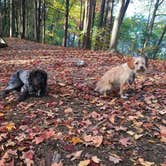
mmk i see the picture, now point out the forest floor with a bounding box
[0,38,166,166]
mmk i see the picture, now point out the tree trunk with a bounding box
[94,0,106,50]
[109,0,129,52]
[0,14,2,36]
[98,0,105,27]
[21,0,26,39]
[82,0,95,49]
[119,0,130,26]
[78,0,83,48]
[63,0,69,47]
[0,0,2,36]
[42,0,46,43]
[34,0,41,42]
[34,0,37,41]
[143,0,160,49]
[9,0,13,37]
[104,0,114,49]
[153,25,166,58]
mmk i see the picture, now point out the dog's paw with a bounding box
[120,94,128,99]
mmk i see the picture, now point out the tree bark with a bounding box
[9,0,13,37]
[98,0,106,27]
[82,0,95,49]
[109,0,129,52]
[78,0,83,48]
[21,0,26,39]
[94,0,106,50]
[63,0,69,47]
[104,0,114,49]
[34,0,37,41]
[0,0,2,36]
[119,0,130,26]
[42,0,46,43]
[109,0,124,52]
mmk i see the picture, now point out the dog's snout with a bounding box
[140,66,144,70]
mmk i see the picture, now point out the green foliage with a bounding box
[118,15,166,59]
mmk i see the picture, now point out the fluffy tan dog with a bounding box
[95,56,148,98]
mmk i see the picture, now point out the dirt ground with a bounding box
[0,38,166,166]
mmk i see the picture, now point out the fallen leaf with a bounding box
[0,112,4,117]
[91,155,101,163]
[138,158,155,166]
[83,134,103,147]
[159,125,166,137]
[64,107,73,114]
[69,137,83,145]
[34,130,55,144]
[5,123,16,131]
[119,137,132,147]
[109,154,122,164]
[134,134,143,140]
[22,150,34,166]
[78,159,90,166]
[66,150,83,161]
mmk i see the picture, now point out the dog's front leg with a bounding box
[120,83,128,99]
[17,85,29,101]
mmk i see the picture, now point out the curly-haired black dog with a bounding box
[1,69,47,101]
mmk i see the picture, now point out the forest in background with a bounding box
[0,0,165,59]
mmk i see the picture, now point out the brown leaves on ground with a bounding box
[0,38,166,165]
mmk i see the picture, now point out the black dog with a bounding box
[1,69,47,101]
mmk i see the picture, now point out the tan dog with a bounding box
[95,56,148,98]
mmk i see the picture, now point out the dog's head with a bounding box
[29,70,47,91]
[127,56,148,73]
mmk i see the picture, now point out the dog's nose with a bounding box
[140,66,145,70]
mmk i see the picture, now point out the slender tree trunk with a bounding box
[92,0,96,28]
[109,0,123,52]
[110,0,129,52]
[9,0,13,37]
[153,25,166,58]
[143,0,160,49]
[21,0,25,39]
[0,14,2,36]
[98,0,105,27]
[119,0,130,26]
[0,0,2,36]
[37,0,41,42]
[94,0,105,50]
[104,0,114,49]
[63,0,69,47]
[82,0,95,49]
[34,0,37,41]
[78,0,83,47]
[42,0,46,43]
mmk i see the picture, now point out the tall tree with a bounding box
[153,24,166,58]
[82,0,95,49]
[63,0,69,47]
[109,0,130,52]
[34,0,41,42]
[143,0,164,49]
[21,0,26,39]
[0,0,2,36]
[9,0,13,37]
[104,0,114,49]
[78,0,83,47]
[94,0,106,50]
[42,0,46,43]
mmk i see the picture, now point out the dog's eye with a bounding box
[135,62,138,65]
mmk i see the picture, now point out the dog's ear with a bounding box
[127,58,135,70]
